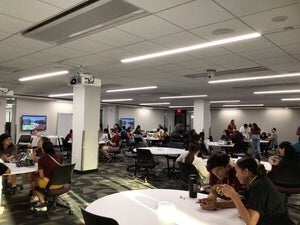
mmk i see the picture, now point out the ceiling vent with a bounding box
[21,0,149,44]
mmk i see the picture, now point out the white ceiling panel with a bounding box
[42,46,90,58]
[0,14,33,34]
[120,41,168,55]
[157,0,233,29]
[0,44,32,62]
[266,29,300,46]
[39,0,85,9]
[117,15,183,39]
[238,47,288,61]
[281,43,300,55]
[224,38,275,53]
[0,31,10,40]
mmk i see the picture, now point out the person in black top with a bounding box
[219,156,294,225]
[0,162,10,175]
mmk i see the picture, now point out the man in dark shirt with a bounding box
[199,152,245,210]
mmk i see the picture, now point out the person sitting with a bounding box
[218,156,294,225]
[198,152,245,211]
[270,128,278,151]
[194,133,210,159]
[268,141,300,169]
[292,125,300,153]
[32,141,62,210]
[0,133,18,194]
[100,129,120,162]
[239,124,249,140]
[176,142,209,182]
[64,129,72,143]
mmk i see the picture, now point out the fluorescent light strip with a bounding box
[102,98,133,102]
[169,106,193,108]
[281,98,300,101]
[19,70,69,82]
[254,89,300,94]
[121,33,261,63]
[210,100,240,103]
[223,104,264,107]
[160,95,207,99]
[106,86,157,92]
[140,102,170,106]
[49,93,73,97]
[209,72,300,84]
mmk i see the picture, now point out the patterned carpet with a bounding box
[1,155,299,225]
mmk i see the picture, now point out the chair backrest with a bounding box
[18,135,32,143]
[46,163,75,189]
[80,206,119,225]
[167,141,185,149]
[136,148,155,163]
[268,165,300,188]
[178,161,199,183]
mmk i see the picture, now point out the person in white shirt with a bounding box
[239,123,249,140]
[176,142,209,182]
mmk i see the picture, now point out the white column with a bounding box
[72,83,101,172]
[193,99,211,135]
[0,97,6,134]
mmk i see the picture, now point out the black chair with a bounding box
[268,165,300,210]
[230,141,248,158]
[178,161,201,190]
[60,136,71,161]
[135,148,158,182]
[34,163,76,218]
[80,206,119,225]
[165,141,185,179]
[17,135,33,151]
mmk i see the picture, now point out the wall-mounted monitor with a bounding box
[21,115,47,131]
[120,118,135,129]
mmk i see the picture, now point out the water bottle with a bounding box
[189,174,197,198]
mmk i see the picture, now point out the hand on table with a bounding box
[198,198,217,211]
[218,184,237,199]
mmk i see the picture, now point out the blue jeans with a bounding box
[251,134,261,155]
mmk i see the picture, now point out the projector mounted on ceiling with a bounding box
[21,0,149,44]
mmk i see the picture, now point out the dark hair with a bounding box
[185,143,199,164]
[279,141,297,158]
[0,133,11,142]
[40,137,50,143]
[206,152,230,172]
[236,156,266,177]
[272,127,276,132]
[42,141,56,156]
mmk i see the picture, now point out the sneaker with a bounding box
[34,202,48,212]
[30,195,39,203]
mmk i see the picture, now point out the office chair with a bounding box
[17,135,33,151]
[135,148,158,182]
[230,141,248,158]
[80,206,119,225]
[34,163,76,218]
[60,136,71,162]
[178,162,206,191]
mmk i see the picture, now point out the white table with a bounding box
[86,189,244,225]
[134,147,184,156]
[208,141,234,148]
[0,163,38,213]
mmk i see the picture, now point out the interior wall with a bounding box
[16,99,73,140]
[211,108,300,143]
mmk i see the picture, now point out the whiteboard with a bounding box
[56,113,73,138]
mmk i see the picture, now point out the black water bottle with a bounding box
[189,174,197,198]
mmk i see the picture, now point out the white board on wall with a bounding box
[56,113,73,138]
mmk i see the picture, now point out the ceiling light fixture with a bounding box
[140,102,170,106]
[281,98,300,101]
[223,104,264,107]
[160,95,207,99]
[169,106,193,108]
[48,93,73,97]
[209,72,300,84]
[121,32,261,63]
[210,100,240,103]
[254,89,300,94]
[102,98,133,102]
[106,86,157,92]
[19,70,69,82]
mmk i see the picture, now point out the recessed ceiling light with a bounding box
[121,32,261,63]
[19,70,69,82]
[212,28,234,35]
[140,102,170,106]
[160,95,207,99]
[48,93,73,97]
[209,72,300,84]
[223,104,264,107]
[106,86,157,92]
[102,98,133,102]
[210,100,240,103]
[281,98,300,101]
[254,89,300,94]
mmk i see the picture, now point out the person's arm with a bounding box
[220,184,260,225]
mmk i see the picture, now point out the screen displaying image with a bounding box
[120,118,135,129]
[21,115,47,131]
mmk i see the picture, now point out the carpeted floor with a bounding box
[1,155,299,225]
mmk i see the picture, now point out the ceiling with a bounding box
[0,0,300,109]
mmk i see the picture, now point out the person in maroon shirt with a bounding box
[100,128,120,162]
[32,141,62,209]
[198,152,246,210]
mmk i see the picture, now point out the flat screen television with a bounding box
[120,118,135,129]
[21,115,47,131]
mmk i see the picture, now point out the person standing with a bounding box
[250,123,261,157]
[227,119,236,132]
[239,124,249,140]
[270,128,278,151]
